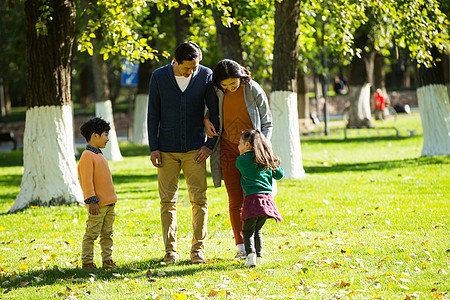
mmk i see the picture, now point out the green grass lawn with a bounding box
[0,114,448,299]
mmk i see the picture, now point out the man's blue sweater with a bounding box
[147,63,218,153]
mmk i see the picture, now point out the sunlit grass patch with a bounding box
[0,115,448,299]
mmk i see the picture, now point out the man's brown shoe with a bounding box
[102,260,118,269]
[82,263,97,270]
[162,251,180,264]
[190,252,205,264]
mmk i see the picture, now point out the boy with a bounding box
[78,117,118,270]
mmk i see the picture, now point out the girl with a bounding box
[205,59,273,260]
[235,129,283,267]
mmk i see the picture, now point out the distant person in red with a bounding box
[374,89,386,120]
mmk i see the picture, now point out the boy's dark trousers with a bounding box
[242,216,268,257]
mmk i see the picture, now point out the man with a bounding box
[147,42,218,264]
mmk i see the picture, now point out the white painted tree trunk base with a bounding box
[131,94,149,145]
[417,84,450,156]
[270,91,306,179]
[347,84,374,128]
[9,105,83,213]
[95,100,123,161]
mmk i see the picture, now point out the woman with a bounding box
[205,59,273,260]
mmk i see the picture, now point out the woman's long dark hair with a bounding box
[213,59,252,92]
[240,129,280,171]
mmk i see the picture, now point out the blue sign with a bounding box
[121,59,139,86]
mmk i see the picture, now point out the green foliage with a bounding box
[35,0,54,37]
[236,0,275,82]
[76,0,232,63]
[392,0,450,66]
[0,1,26,103]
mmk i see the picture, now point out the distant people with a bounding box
[235,129,283,267]
[374,88,386,120]
[333,76,347,95]
[78,117,118,270]
[203,59,273,261]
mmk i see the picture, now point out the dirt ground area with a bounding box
[0,90,418,146]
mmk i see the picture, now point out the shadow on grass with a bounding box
[112,174,158,185]
[305,156,449,174]
[1,258,243,291]
[302,135,417,144]
[0,174,22,186]
[0,151,23,167]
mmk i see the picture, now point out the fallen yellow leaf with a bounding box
[0,226,5,232]
[384,271,396,276]
[19,264,29,271]
[172,292,186,299]
[366,248,374,254]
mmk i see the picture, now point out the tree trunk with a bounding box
[297,69,313,131]
[444,53,450,100]
[10,0,82,213]
[174,4,191,46]
[80,65,90,109]
[1,79,12,116]
[132,13,157,145]
[374,53,389,111]
[212,7,244,64]
[270,0,305,179]
[416,47,450,156]
[91,33,123,161]
[347,28,375,128]
[92,36,110,103]
[374,53,386,91]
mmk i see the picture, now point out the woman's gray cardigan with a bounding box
[210,80,273,188]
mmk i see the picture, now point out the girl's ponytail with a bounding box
[241,129,280,171]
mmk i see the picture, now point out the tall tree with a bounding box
[416,47,450,156]
[212,3,244,64]
[0,1,26,116]
[173,2,191,46]
[347,24,376,128]
[10,0,82,212]
[82,0,123,161]
[10,0,230,212]
[270,0,305,179]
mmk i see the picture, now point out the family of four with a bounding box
[77,42,284,270]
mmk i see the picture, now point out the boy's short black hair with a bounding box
[174,41,202,64]
[80,117,111,142]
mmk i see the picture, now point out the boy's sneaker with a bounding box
[256,257,263,265]
[244,253,257,267]
[190,252,205,264]
[82,263,97,270]
[234,250,246,260]
[102,260,118,269]
[162,251,180,264]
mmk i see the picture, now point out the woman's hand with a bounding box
[204,117,218,138]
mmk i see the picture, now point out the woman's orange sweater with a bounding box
[222,85,253,144]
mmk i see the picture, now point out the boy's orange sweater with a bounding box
[78,149,117,206]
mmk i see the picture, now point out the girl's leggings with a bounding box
[242,215,268,257]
